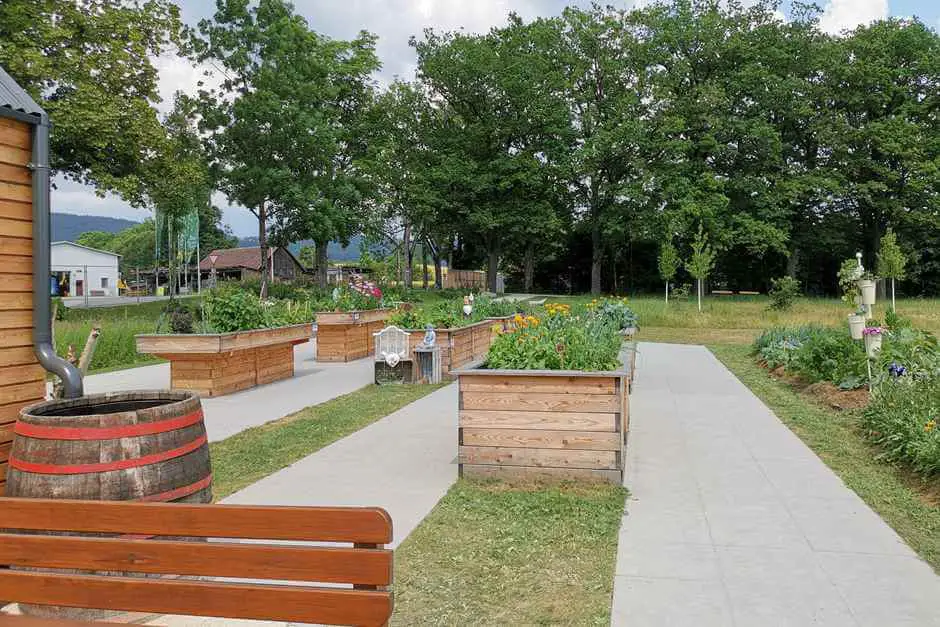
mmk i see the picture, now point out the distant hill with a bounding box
[237,235,368,262]
[52,212,140,243]
[52,212,378,262]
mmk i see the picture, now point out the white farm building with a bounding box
[50,241,121,297]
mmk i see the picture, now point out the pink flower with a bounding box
[862,326,883,336]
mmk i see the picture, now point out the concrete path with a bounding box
[81,341,374,442]
[223,383,458,547]
[612,342,940,627]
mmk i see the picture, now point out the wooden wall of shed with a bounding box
[0,118,45,495]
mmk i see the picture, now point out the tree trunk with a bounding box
[523,243,535,293]
[891,278,896,312]
[590,217,602,295]
[315,239,328,288]
[402,219,413,288]
[786,246,800,278]
[422,245,429,289]
[486,235,499,294]
[433,254,443,290]
[257,202,269,299]
[697,279,702,312]
[665,281,669,304]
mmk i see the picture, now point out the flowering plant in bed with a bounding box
[484,308,623,371]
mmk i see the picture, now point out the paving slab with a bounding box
[79,341,374,442]
[612,342,940,626]
[222,383,458,546]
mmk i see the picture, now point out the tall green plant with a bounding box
[686,225,717,313]
[658,240,680,305]
[877,228,906,311]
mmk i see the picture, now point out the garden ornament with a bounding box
[463,295,473,317]
[419,324,436,349]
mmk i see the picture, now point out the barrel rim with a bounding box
[20,390,201,420]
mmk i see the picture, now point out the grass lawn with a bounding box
[554,295,940,333]
[209,383,444,499]
[54,299,173,373]
[392,480,627,626]
[711,343,940,573]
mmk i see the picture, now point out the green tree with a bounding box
[658,239,681,304]
[196,0,378,292]
[686,225,717,313]
[0,0,182,202]
[877,227,907,311]
[75,231,116,252]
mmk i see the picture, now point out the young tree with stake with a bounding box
[686,225,717,313]
[877,227,906,311]
[658,239,680,304]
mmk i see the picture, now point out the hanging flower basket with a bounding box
[863,326,883,357]
[847,314,865,340]
[858,279,877,306]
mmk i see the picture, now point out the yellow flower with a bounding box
[925,420,936,433]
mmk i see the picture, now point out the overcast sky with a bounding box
[54,0,940,237]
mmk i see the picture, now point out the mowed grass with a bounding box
[392,480,627,626]
[209,383,444,499]
[554,295,940,333]
[711,344,940,573]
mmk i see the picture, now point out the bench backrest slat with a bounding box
[0,533,392,586]
[0,497,394,626]
[0,497,392,543]
[0,571,392,627]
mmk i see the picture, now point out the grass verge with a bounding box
[710,343,940,572]
[391,480,627,626]
[210,383,444,499]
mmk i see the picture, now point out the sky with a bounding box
[55,0,940,237]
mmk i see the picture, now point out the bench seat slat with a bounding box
[0,571,393,627]
[0,533,393,586]
[0,497,392,544]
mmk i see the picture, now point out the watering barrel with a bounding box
[6,390,212,503]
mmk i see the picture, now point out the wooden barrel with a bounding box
[6,390,212,503]
[3,390,212,619]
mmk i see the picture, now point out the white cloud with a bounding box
[818,0,888,35]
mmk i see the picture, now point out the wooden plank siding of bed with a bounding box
[457,371,627,484]
[0,119,44,495]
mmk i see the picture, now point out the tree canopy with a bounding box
[27,0,940,297]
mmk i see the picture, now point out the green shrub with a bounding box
[754,325,867,389]
[205,286,266,332]
[767,276,800,311]
[752,326,821,370]
[163,299,195,334]
[874,328,940,382]
[790,328,867,389]
[594,299,638,330]
[863,376,940,478]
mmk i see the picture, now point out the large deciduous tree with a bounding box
[0,0,182,202]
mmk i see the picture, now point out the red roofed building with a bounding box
[199,247,306,282]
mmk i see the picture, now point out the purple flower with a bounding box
[888,362,907,377]
[862,326,884,336]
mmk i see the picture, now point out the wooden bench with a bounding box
[0,497,394,626]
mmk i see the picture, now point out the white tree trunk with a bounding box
[665,281,669,304]
[697,279,702,312]
[891,278,896,311]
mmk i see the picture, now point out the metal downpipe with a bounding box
[30,114,83,398]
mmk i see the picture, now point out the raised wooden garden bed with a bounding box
[407,317,511,377]
[315,309,393,362]
[136,323,312,397]
[454,361,629,484]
